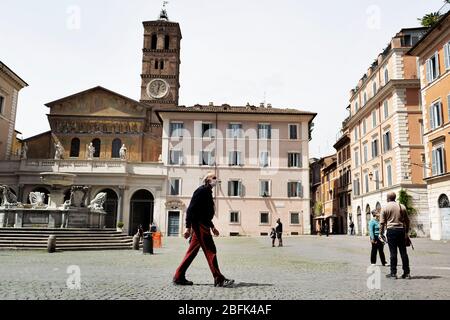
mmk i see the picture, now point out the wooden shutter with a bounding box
[444,43,450,70]
[426,59,432,83]
[435,52,440,78]
[432,149,437,176]
[447,95,450,124]
[430,105,435,129]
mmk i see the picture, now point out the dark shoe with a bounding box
[385,274,397,279]
[401,273,411,279]
[173,278,194,286]
[382,262,387,266]
[214,278,235,287]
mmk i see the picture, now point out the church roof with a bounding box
[45,86,149,108]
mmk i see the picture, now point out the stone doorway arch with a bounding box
[438,194,450,240]
[129,190,154,236]
[97,189,118,229]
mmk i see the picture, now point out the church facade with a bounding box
[0,10,316,237]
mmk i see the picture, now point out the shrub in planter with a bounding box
[117,221,124,229]
[409,230,417,238]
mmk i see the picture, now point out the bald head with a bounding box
[387,192,396,202]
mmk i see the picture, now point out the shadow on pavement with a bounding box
[233,282,274,288]
[410,276,442,280]
[192,282,273,288]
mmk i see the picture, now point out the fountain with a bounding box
[0,173,107,229]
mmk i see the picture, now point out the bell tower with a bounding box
[139,3,182,162]
[140,3,182,108]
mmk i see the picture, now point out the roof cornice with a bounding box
[0,61,28,89]
[346,79,420,128]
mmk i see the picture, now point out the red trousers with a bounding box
[174,224,224,282]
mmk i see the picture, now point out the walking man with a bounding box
[380,192,411,279]
[173,172,234,287]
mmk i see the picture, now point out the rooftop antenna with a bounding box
[159,1,169,21]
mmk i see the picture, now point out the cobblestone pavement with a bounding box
[0,235,449,300]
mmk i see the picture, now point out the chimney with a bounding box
[209,102,214,107]
[267,103,272,109]
[260,102,265,108]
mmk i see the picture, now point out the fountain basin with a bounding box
[40,173,76,187]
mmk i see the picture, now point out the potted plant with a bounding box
[117,221,124,232]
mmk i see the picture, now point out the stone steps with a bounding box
[0,228,134,251]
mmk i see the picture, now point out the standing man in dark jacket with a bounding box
[380,192,411,279]
[275,218,283,247]
[173,172,234,287]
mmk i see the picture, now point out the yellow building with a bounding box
[409,11,450,240]
[347,28,429,236]
[0,61,28,160]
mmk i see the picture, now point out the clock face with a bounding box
[146,79,170,99]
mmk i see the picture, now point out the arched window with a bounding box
[151,34,157,50]
[160,60,164,69]
[70,138,80,158]
[92,139,101,158]
[111,138,122,159]
[154,60,159,70]
[438,194,450,208]
[164,35,170,50]
[376,202,381,212]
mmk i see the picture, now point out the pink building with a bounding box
[157,104,316,237]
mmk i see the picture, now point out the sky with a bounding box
[0,0,444,158]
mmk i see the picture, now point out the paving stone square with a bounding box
[0,236,449,300]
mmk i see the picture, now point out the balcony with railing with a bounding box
[0,160,167,176]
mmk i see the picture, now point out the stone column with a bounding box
[117,186,125,224]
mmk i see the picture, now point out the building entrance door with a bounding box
[168,211,180,237]
[129,190,154,236]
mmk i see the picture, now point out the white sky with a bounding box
[0,0,443,158]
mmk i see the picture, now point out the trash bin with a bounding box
[143,231,153,254]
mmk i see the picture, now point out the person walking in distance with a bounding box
[380,192,411,279]
[275,218,283,247]
[369,211,386,266]
[173,172,235,287]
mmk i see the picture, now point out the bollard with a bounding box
[47,235,56,253]
[133,234,140,250]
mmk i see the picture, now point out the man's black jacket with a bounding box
[185,185,215,229]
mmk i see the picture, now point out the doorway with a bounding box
[129,189,154,236]
[168,211,180,237]
[98,189,118,229]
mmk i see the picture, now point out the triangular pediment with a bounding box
[46,86,149,118]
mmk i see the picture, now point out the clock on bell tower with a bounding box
[140,6,181,108]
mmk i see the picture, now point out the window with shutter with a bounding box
[430,105,435,129]
[426,59,432,83]
[447,95,450,122]
[444,43,450,70]
[434,52,440,78]
[432,149,437,176]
